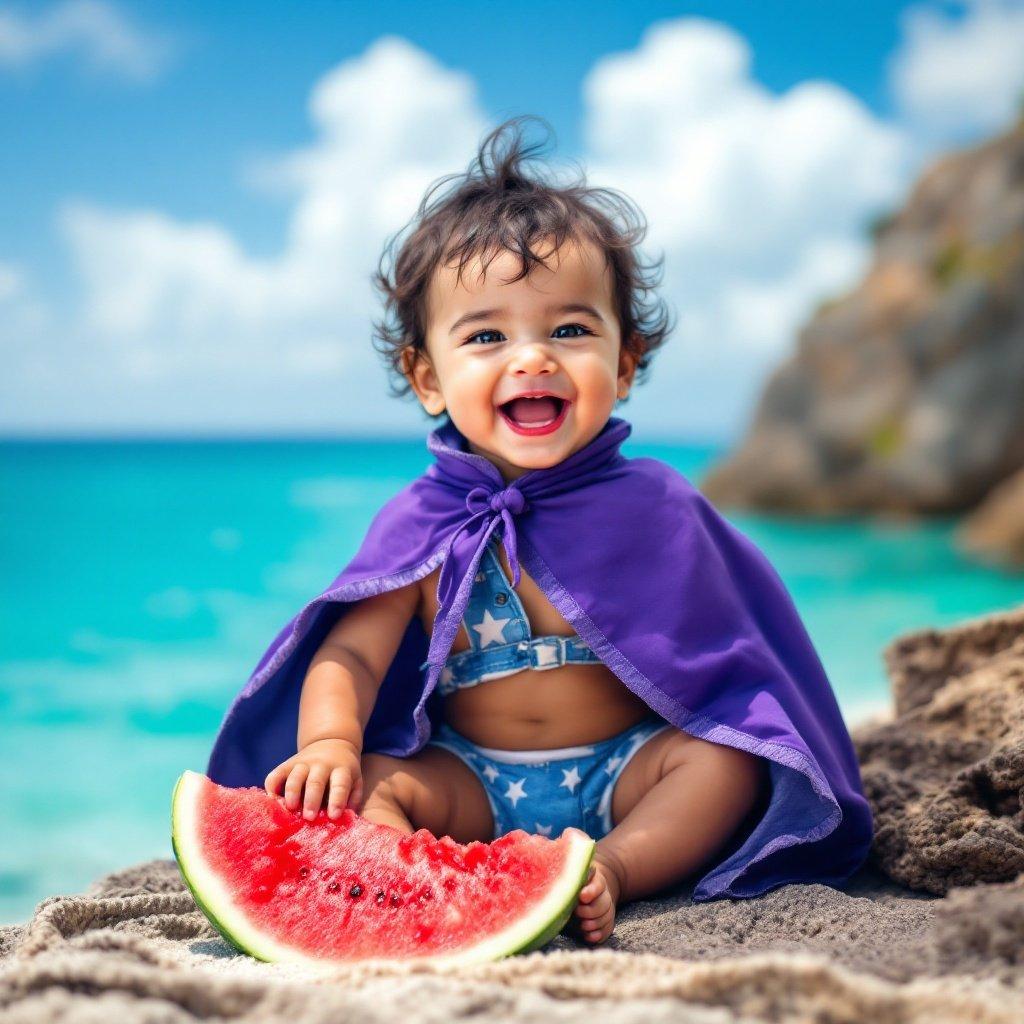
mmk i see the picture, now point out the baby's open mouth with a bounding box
[497,395,570,435]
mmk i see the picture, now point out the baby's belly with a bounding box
[441,661,654,749]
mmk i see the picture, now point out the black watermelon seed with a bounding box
[390,893,401,907]
[298,867,309,879]
[327,881,340,893]
[375,890,386,905]
[349,884,363,898]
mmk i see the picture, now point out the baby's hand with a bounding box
[264,738,363,821]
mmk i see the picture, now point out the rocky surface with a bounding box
[702,118,1024,522]
[852,604,1024,894]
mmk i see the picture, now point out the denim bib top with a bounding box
[427,540,603,695]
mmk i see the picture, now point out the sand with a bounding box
[3,605,1024,1023]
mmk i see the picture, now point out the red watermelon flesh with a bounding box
[171,771,595,966]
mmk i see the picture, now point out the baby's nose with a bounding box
[509,340,556,375]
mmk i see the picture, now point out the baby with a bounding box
[264,119,764,945]
[211,115,871,948]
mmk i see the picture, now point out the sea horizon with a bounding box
[0,427,735,446]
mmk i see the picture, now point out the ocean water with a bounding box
[2,436,1022,925]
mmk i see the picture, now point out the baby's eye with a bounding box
[552,323,593,339]
[465,330,505,346]
[464,324,593,345]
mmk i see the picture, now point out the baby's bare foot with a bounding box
[569,846,624,945]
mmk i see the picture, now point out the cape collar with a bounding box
[421,415,633,675]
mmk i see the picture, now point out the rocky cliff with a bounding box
[702,119,1024,547]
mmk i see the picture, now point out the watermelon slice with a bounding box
[171,770,595,966]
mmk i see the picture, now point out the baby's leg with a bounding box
[601,729,765,901]
[359,748,495,843]
[570,729,764,945]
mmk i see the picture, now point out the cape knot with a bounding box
[429,482,529,671]
[466,484,528,517]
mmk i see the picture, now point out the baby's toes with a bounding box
[575,887,609,920]
[578,865,609,905]
[582,907,616,943]
[578,866,600,903]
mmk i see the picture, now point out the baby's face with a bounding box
[408,236,636,480]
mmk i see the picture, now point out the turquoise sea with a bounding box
[2,436,1022,925]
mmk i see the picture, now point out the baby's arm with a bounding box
[264,582,420,820]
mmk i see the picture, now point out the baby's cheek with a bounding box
[447,373,500,429]
[443,397,492,447]
[572,371,618,431]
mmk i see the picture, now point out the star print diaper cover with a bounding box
[425,716,673,840]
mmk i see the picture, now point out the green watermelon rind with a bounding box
[171,770,596,968]
[511,838,595,955]
[170,773,268,961]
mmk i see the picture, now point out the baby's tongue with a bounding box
[505,396,560,425]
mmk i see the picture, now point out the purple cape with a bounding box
[208,416,872,901]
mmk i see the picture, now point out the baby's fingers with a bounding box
[348,774,363,812]
[264,764,288,798]
[327,767,360,819]
[302,765,329,820]
[283,762,310,812]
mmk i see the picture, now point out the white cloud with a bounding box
[0,19,943,438]
[0,0,173,80]
[582,18,909,436]
[61,34,485,343]
[890,0,1024,141]
[0,35,487,434]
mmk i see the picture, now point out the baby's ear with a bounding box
[403,346,446,416]
[616,334,640,400]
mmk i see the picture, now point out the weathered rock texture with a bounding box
[703,118,1024,521]
[4,606,1024,1022]
[853,604,1024,894]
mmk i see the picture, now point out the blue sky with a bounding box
[1,0,1022,438]
[1,1,912,281]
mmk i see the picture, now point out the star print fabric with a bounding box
[430,541,604,695]
[426,716,672,839]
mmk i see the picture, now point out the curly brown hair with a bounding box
[370,115,674,408]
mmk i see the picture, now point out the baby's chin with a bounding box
[467,429,598,479]
[465,441,548,478]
